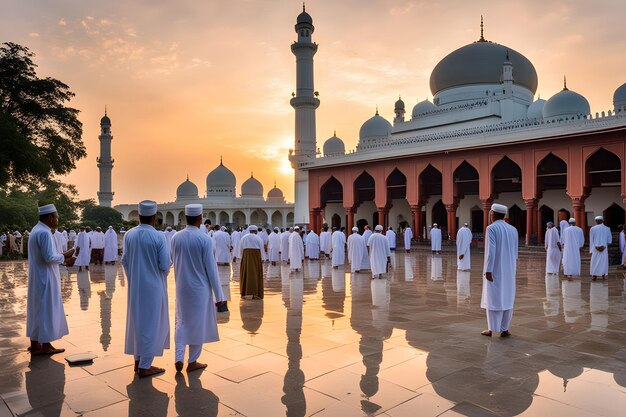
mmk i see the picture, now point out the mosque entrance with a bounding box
[508,205,526,239]
[432,200,447,237]
[331,214,341,230]
[604,203,625,231]
[539,205,555,239]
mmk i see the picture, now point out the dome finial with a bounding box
[303,2,305,12]
[251,171,254,178]
[375,105,379,116]
[479,15,485,42]
[220,155,223,165]
[186,173,189,181]
[333,129,336,136]
[104,104,107,116]
[563,75,568,91]
[274,180,277,188]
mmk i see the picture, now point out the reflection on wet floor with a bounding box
[0,250,625,416]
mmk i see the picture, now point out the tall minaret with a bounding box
[97,109,114,207]
[289,4,320,226]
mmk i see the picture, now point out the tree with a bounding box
[81,203,124,229]
[0,42,85,189]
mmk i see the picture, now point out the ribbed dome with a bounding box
[359,112,392,142]
[241,174,264,197]
[527,98,546,120]
[412,99,437,118]
[543,87,590,120]
[323,133,345,156]
[613,83,626,111]
[176,178,199,200]
[206,161,236,194]
[429,41,538,95]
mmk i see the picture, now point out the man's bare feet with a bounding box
[481,330,492,337]
[187,361,207,372]
[175,361,184,372]
[138,366,165,378]
[32,343,65,355]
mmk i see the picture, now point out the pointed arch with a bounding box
[537,153,567,191]
[320,176,343,208]
[492,156,522,194]
[354,171,375,206]
[453,160,479,198]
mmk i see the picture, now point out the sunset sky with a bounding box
[1,0,625,204]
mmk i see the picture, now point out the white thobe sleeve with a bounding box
[41,231,64,264]
[485,226,496,273]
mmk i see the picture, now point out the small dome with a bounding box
[268,186,284,199]
[527,98,546,120]
[394,97,405,110]
[241,174,264,197]
[176,178,198,200]
[323,133,345,156]
[297,10,313,24]
[359,112,392,142]
[543,86,590,120]
[100,114,111,125]
[412,99,437,118]
[206,160,236,195]
[613,83,626,111]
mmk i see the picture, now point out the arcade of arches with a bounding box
[308,135,626,246]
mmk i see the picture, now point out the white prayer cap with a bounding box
[595,216,604,221]
[184,204,202,216]
[547,221,554,226]
[375,225,383,231]
[38,204,57,215]
[463,223,468,227]
[138,200,158,216]
[108,226,113,229]
[491,203,508,214]
[274,227,279,231]
[352,227,359,232]
[248,225,258,232]
[433,223,438,227]
[294,226,300,230]
[569,218,576,223]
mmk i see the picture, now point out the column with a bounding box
[345,207,355,235]
[481,198,493,235]
[377,207,389,230]
[524,199,537,246]
[445,203,458,240]
[410,204,421,240]
[572,197,587,243]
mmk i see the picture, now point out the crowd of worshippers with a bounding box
[24,200,625,378]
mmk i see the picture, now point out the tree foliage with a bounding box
[0,42,85,189]
[81,202,124,229]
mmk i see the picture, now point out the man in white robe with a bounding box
[386,227,396,251]
[281,228,292,263]
[362,225,372,243]
[559,219,569,245]
[481,203,518,337]
[289,226,305,272]
[121,200,171,378]
[456,223,472,271]
[268,227,281,265]
[259,227,269,262]
[367,225,391,279]
[562,218,585,279]
[231,228,242,262]
[348,227,370,273]
[430,224,442,254]
[213,227,232,265]
[163,226,176,248]
[305,230,320,260]
[53,229,65,255]
[91,227,106,265]
[619,225,626,267]
[589,216,612,280]
[404,226,413,253]
[170,204,226,373]
[26,204,76,355]
[74,226,91,271]
[331,227,346,268]
[104,226,118,264]
[319,226,331,258]
[68,229,77,249]
[544,222,561,275]
[58,226,68,252]
[239,226,264,298]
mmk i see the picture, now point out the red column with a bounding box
[346,207,355,235]
[377,207,388,230]
[572,197,587,243]
[537,205,543,245]
[445,204,458,240]
[481,199,493,235]
[524,199,537,246]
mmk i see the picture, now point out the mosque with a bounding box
[290,6,626,245]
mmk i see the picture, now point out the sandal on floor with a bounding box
[481,330,492,337]
[500,330,512,338]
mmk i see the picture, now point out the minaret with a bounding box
[394,96,405,124]
[289,3,320,226]
[97,109,114,207]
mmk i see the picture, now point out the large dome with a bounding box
[429,41,538,95]
[543,87,590,120]
[412,99,437,118]
[206,160,236,195]
[176,178,199,200]
[241,174,264,197]
[323,133,345,156]
[614,83,626,111]
[359,112,392,142]
[527,98,546,120]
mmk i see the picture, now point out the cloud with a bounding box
[28,32,39,37]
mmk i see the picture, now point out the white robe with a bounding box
[259,230,269,261]
[74,231,91,266]
[121,224,171,358]
[231,231,241,258]
[456,226,472,270]
[319,231,331,254]
[305,232,320,259]
[331,231,346,267]
[544,227,561,274]
[288,232,304,270]
[281,231,291,262]
[404,228,413,250]
[481,220,518,311]
[620,231,626,264]
[430,228,442,251]
[362,229,372,244]
[562,226,584,276]
[170,226,225,346]
[59,231,68,252]
[559,220,569,244]
[347,233,370,272]
[68,230,76,243]
[91,231,105,249]
[53,231,64,255]
[268,232,281,262]
[213,230,232,264]
[104,228,118,262]
[164,230,176,248]
[589,224,612,277]
[368,233,391,276]
[26,222,68,343]
[386,229,396,250]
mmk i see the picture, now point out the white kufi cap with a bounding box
[248,225,258,232]
[491,203,508,214]
[569,218,576,223]
[138,200,158,216]
[595,216,604,221]
[184,204,202,216]
[352,227,359,232]
[374,225,383,231]
[38,204,57,215]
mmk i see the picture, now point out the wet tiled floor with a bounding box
[1,248,625,416]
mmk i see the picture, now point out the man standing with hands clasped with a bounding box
[481,203,518,338]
